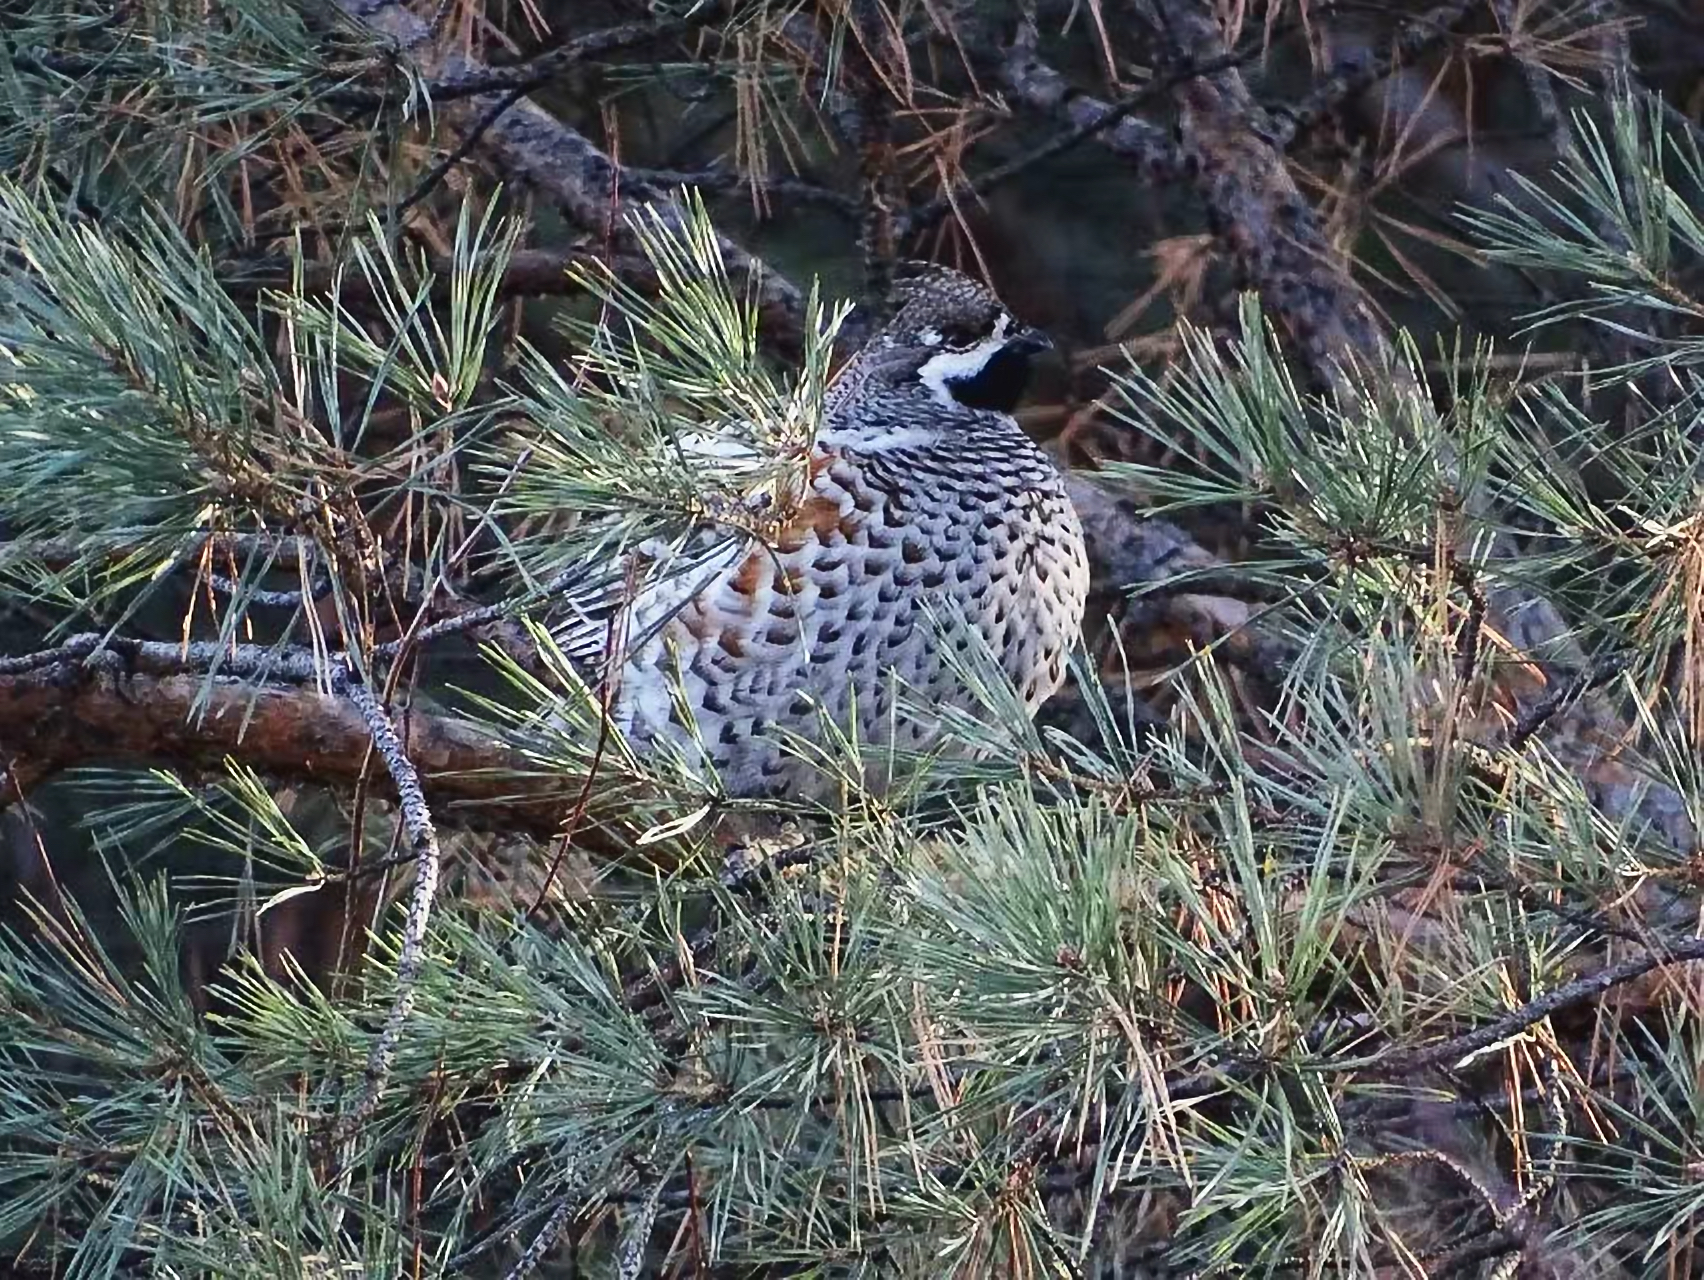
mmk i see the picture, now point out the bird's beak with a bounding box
[1003,326,1053,357]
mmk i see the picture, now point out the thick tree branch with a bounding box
[0,636,620,852]
[1141,1,1396,384]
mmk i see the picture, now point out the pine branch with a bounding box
[393,81,534,217]
[338,0,824,356]
[1093,0,1696,852]
[1503,649,1637,750]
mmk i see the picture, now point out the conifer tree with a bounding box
[4,1,1704,1275]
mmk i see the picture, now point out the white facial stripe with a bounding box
[917,314,1012,408]
[917,327,943,347]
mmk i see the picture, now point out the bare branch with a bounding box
[907,77,1185,237]
[219,246,654,302]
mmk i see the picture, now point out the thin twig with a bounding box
[1428,1222,1528,1277]
[332,13,707,106]
[1268,0,1482,150]
[1371,934,1704,1077]
[624,166,862,218]
[207,573,316,610]
[0,635,105,676]
[331,665,443,1136]
[615,1170,665,1280]
[524,560,635,921]
[219,247,648,302]
[912,48,1263,237]
[0,633,325,683]
[1504,650,1635,751]
[996,29,1185,183]
[501,1195,578,1280]
[371,562,588,659]
[393,82,531,219]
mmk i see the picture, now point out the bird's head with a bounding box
[856,265,1053,416]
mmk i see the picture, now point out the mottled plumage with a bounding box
[551,266,1089,799]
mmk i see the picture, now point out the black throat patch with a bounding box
[944,345,1035,414]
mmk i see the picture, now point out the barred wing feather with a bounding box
[546,528,749,675]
